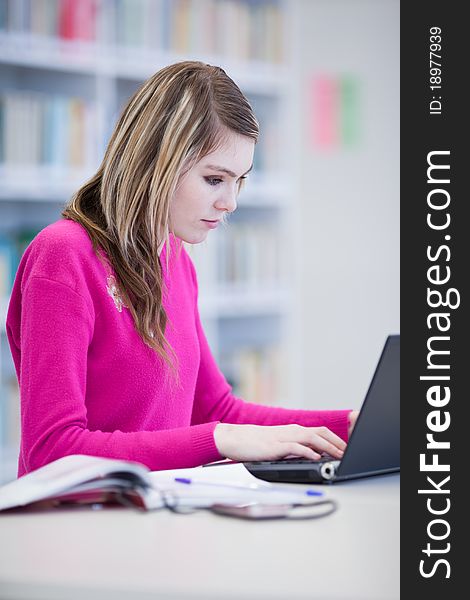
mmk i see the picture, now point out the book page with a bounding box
[0,455,151,511]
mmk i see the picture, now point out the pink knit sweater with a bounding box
[6,219,351,477]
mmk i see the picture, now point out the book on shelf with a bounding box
[221,344,283,406]
[0,234,17,297]
[0,0,97,41]
[0,0,284,64]
[0,228,41,298]
[0,377,20,452]
[185,220,283,292]
[58,0,97,42]
[111,0,284,62]
[0,91,96,170]
[0,453,322,514]
[217,223,281,287]
[0,90,276,179]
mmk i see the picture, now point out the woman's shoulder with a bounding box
[18,219,102,294]
[32,218,94,253]
[25,218,97,263]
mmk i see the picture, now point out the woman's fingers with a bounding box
[214,422,349,463]
[290,425,346,459]
[312,438,344,459]
[316,426,347,450]
[279,442,321,461]
[311,427,346,458]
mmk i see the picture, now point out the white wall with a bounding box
[291,0,399,410]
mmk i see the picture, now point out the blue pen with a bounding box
[174,477,322,497]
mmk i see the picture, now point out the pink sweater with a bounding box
[6,219,351,477]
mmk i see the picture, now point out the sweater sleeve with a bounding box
[188,275,352,444]
[13,276,222,475]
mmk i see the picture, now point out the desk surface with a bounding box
[0,473,399,600]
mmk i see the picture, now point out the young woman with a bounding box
[6,61,358,477]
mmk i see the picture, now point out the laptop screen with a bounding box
[337,335,400,477]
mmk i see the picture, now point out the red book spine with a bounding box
[58,0,97,41]
[58,0,75,40]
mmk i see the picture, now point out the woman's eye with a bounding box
[205,177,223,186]
[205,176,248,187]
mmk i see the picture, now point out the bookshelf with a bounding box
[0,0,299,479]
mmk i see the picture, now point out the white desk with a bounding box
[0,474,399,600]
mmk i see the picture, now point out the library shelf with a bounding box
[0,0,300,467]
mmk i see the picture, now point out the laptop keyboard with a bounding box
[246,455,339,466]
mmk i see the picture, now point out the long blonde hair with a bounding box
[62,61,259,375]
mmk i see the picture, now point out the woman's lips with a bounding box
[201,219,220,229]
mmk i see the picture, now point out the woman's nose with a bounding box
[214,188,238,213]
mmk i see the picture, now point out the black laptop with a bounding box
[243,335,400,484]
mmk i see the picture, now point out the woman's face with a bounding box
[169,132,255,244]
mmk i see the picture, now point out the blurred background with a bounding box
[0,0,399,481]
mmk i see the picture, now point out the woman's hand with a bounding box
[347,410,359,439]
[213,423,347,462]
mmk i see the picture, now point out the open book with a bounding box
[0,455,325,513]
